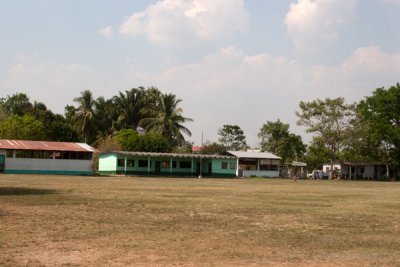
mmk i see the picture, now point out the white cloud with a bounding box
[98,26,113,38]
[3,47,399,146]
[3,55,93,112]
[118,45,400,145]
[285,0,357,51]
[380,0,400,5]
[119,0,248,45]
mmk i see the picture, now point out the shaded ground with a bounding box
[0,174,399,266]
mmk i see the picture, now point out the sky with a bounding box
[1,0,399,147]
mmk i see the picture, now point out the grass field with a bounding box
[0,174,399,266]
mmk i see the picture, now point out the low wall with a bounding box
[5,158,93,175]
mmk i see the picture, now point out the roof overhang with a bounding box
[100,151,236,160]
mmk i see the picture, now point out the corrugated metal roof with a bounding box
[292,161,307,167]
[0,139,96,152]
[227,151,281,160]
[102,151,235,159]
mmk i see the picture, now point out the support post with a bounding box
[124,155,127,175]
[191,158,194,176]
[147,156,150,174]
[170,157,172,175]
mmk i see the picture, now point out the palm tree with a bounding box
[140,93,193,146]
[72,90,96,144]
[93,96,119,145]
[113,88,146,130]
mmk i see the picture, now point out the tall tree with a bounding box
[258,119,306,163]
[0,114,45,140]
[218,125,247,151]
[304,137,330,170]
[140,93,193,146]
[357,83,400,179]
[72,90,96,144]
[0,93,33,116]
[113,88,146,130]
[296,97,355,178]
[93,96,119,144]
[200,141,227,155]
[115,129,170,152]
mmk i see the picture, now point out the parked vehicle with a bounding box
[308,170,329,179]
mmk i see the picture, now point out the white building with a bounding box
[0,139,96,175]
[226,151,281,178]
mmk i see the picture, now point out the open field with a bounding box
[0,175,399,266]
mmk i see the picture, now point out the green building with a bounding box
[99,151,237,178]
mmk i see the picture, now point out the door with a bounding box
[0,155,5,173]
[208,162,212,176]
[155,161,161,174]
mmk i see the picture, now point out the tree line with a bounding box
[203,83,400,179]
[0,87,193,152]
[1,83,399,178]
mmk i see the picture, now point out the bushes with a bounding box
[115,129,170,152]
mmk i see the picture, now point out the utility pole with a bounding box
[198,131,203,179]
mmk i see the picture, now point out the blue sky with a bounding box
[1,0,399,146]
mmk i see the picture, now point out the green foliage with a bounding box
[357,83,400,177]
[45,114,78,142]
[0,114,45,140]
[296,97,355,165]
[304,137,330,170]
[218,125,247,151]
[258,119,306,163]
[0,93,33,116]
[140,92,193,146]
[113,88,146,130]
[0,87,193,148]
[115,129,170,152]
[200,141,227,155]
[170,141,193,154]
[72,90,96,144]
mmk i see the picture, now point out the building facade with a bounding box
[226,151,281,178]
[0,139,96,175]
[99,150,281,178]
[99,151,237,178]
[322,162,386,179]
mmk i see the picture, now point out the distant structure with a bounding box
[0,139,96,175]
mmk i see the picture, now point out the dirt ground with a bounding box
[0,175,399,266]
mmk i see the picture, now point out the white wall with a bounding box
[6,158,92,172]
[322,164,341,173]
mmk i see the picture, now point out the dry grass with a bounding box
[0,174,399,266]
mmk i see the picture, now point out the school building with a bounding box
[0,139,96,175]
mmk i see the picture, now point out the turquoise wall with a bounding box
[99,153,236,178]
[98,153,118,171]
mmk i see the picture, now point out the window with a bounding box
[360,167,365,174]
[162,161,177,168]
[6,150,14,158]
[221,162,228,169]
[138,160,149,168]
[161,161,170,168]
[230,162,236,170]
[260,164,278,171]
[127,160,134,167]
[180,161,191,169]
[15,150,32,158]
[117,159,125,167]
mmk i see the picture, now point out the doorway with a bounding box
[155,161,161,174]
[0,155,5,173]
